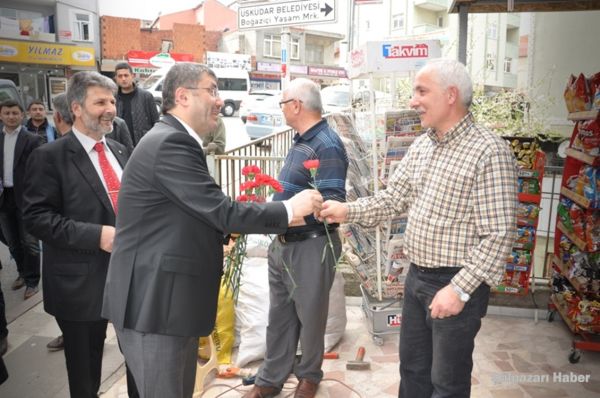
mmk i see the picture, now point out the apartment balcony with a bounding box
[505,42,519,59]
[506,13,520,29]
[412,23,444,35]
[413,0,448,12]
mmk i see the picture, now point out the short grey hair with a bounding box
[67,71,117,112]
[422,58,473,108]
[51,93,73,125]
[285,78,322,113]
[161,63,217,114]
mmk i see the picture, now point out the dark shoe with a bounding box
[242,384,281,398]
[11,277,25,290]
[24,285,39,300]
[294,379,319,398]
[0,336,7,356]
[47,335,64,352]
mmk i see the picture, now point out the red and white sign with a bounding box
[126,50,194,69]
[349,40,441,79]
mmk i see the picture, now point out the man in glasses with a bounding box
[102,63,323,398]
[245,78,348,398]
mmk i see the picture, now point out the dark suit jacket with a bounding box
[0,126,43,209]
[102,114,288,337]
[107,117,134,153]
[22,132,128,321]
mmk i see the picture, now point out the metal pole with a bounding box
[281,27,291,91]
[458,4,469,64]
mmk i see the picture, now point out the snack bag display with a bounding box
[564,73,592,113]
[572,120,600,157]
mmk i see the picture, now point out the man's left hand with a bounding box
[428,284,465,319]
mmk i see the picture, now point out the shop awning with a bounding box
[449,0,600,13]
[448,0,600,64]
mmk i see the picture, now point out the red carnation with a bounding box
[269,179,283,193]
[303,159,320,170]
[242,165,261,177]
[236,194,249,202]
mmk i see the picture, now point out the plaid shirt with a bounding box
[274,118,348,232]
[347,113,518,294]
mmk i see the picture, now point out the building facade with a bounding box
[0,0,99,109]
[100,15,207,79]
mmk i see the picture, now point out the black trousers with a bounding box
[56,318,140,398]
[0,189,40,287]
[57,318,108,398]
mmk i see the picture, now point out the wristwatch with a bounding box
[451,284,471,302]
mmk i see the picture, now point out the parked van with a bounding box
[0,79,22,106]
[140,66,250,117]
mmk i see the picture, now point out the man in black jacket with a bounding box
[114,63,159,146]
[0,100,42,300]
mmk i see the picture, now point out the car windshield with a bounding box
[140,75,162,90]
[322,90,350,107]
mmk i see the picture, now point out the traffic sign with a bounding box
[238,0,336,30]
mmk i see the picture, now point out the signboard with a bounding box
[126,50,194,69]
[238,0,336,30]
[349,40,441,79]
[206,51,251,70]
[0,39,95,67]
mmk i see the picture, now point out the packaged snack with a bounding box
[589,72,600,110]
[585,212,600,252]
[564,73,592,113]
[573,120,600,156]
[517,203,540,221]
[518,178,540,194]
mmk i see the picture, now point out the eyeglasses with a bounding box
[185,86,220,98]
[279,98,302,107]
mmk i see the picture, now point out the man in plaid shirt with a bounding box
[320,59,518,398]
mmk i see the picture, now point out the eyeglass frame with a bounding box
[279,98,302,107]
[184,86,220,98]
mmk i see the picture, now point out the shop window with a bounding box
[291,38,300,60]
[437,16,444,28]
[504,57,513,73]
[487,22,497,39]
[161,40,173,53]
[70,10,93,42]
[486,53,496,71]
[392,14,404,31]
[263,34,281,58]
[306,43,324,65]
[263,34,299,60]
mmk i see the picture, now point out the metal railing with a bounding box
[210,127,295,199]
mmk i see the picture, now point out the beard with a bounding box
[80,112,114,136]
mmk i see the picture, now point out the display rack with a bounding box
[548,107,600,363]
[493,139,546,295]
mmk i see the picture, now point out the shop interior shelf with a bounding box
[560,186,595,210]
[557,221,591,252]
[565,148,600,167]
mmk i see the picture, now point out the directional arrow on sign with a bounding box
[321,3,333,17]
[238,0,337,31]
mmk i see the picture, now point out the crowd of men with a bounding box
[0,58,517,398]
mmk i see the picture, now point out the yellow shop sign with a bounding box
[0,39,95,67]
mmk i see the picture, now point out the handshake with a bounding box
[287,189,349,226]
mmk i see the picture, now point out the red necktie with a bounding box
[94,142,121,214]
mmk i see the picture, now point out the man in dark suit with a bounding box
[22,72,135,398]
[0,100,42,300]
[102,63,322,398]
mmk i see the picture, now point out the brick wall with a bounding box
[101,16,141,60]
[205,31,222,53]
[140,30,173,52]
[102,17,208,62]
[172,23,206,62]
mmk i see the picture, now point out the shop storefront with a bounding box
[252,61,347,90]
[100,51,196,81]
[0,38,95,110]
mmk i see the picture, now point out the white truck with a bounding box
[140,66,250,117]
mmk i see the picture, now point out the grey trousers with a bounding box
[256,232,340,389]
[115,327,198,398]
